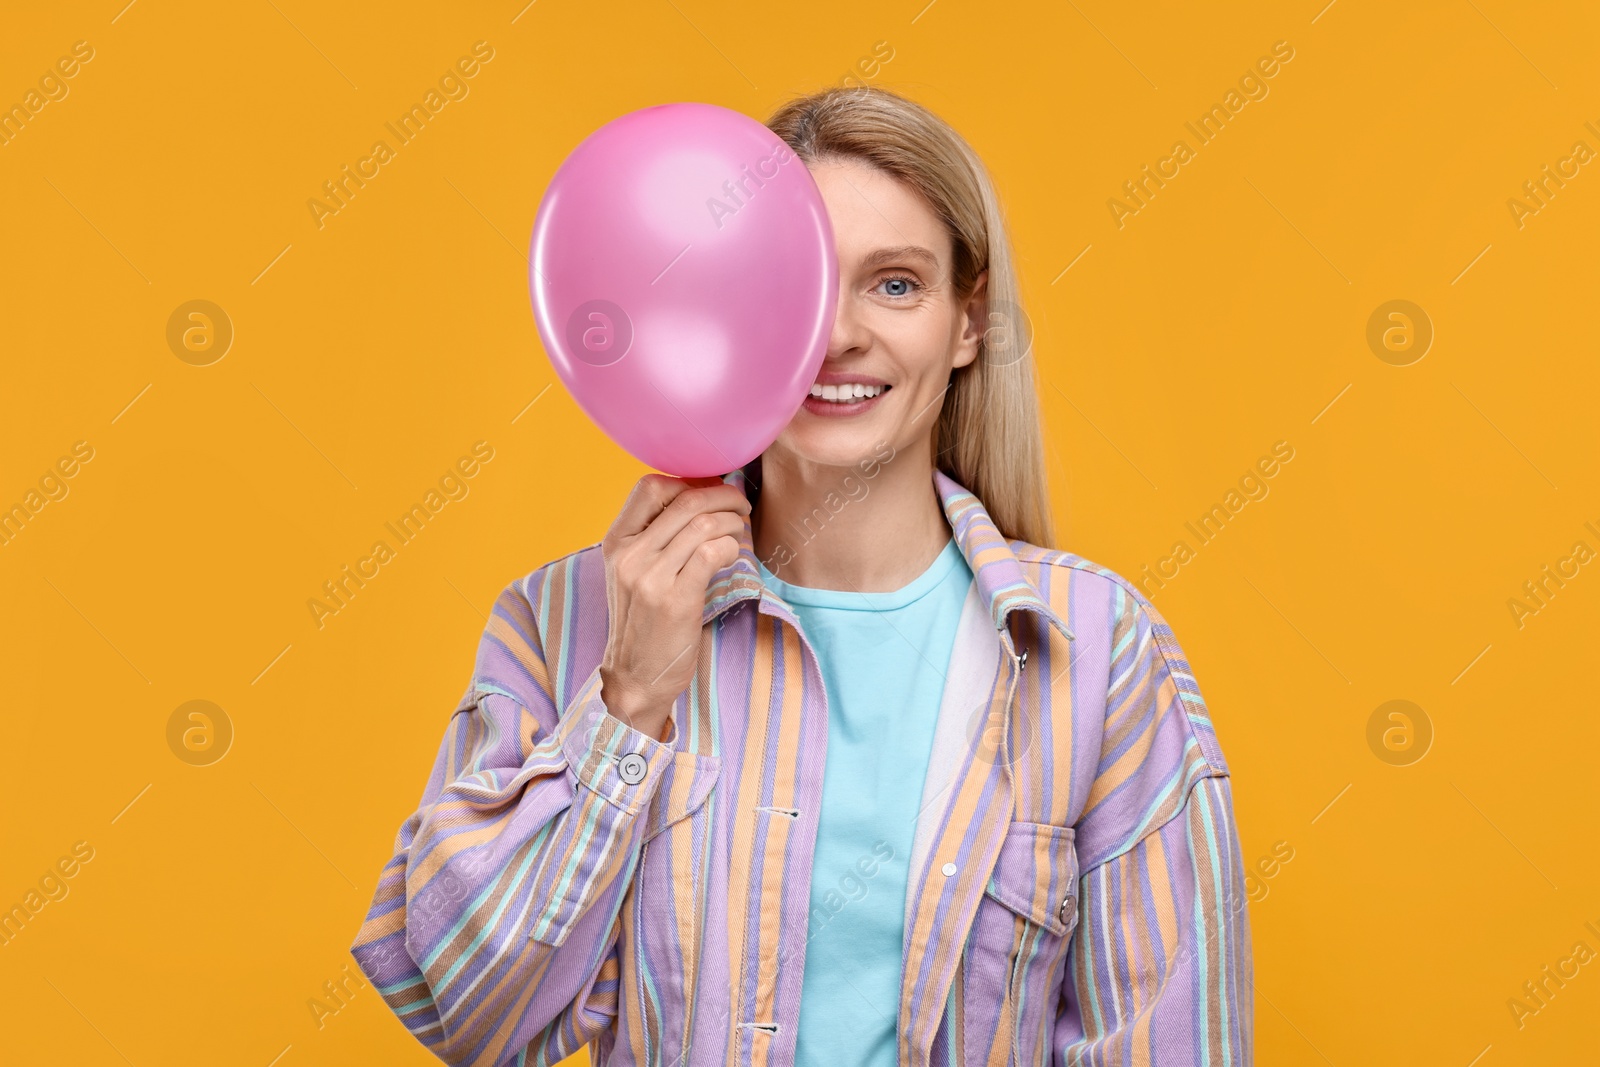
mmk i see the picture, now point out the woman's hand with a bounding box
[598,474,751,742]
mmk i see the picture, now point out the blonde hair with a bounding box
[765,86,1056,548]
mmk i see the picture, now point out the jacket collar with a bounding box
[701,465,1073,647]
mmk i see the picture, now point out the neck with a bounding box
[751,438,952,592]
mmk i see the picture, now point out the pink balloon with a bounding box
[529,103,838,477]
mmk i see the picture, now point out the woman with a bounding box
[353,86,1252,1067]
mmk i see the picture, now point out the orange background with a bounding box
[3,1,1598,1064]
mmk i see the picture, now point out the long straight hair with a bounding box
[764,86,1056,549]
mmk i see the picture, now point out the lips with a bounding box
[800,380,891,417]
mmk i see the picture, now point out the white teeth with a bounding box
[808,383,886,402]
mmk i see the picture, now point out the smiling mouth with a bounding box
[807,383,890,403]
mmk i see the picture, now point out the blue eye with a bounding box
[879,274,919,298]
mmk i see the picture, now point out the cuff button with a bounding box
[618,752,649,784]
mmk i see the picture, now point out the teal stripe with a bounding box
[425,821,552,973]
[1197,781,1233,1064]
[531,726,624,941]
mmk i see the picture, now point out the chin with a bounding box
[772,418,899,471]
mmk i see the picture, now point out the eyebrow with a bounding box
[859,245,941,271]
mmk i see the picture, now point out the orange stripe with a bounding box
[724,614,777,1067]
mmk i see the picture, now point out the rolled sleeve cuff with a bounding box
[552,666,677,817]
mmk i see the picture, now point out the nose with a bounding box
[825,285,869,363]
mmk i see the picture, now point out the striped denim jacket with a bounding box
[352,468,1253,1066]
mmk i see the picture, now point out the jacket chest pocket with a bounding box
[961,820,1080,1067]
[625,750,720,1064]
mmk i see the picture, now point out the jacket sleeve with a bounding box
[1053,592,1254,1066]
[350,574,679,1066]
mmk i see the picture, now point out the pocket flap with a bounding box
[642,750,721,843]
[983,820,1080,937]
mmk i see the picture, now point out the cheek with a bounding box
[882,310,957,383]
[896,341,960,407]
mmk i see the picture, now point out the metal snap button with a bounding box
[618,752,648,784]
[941,862,957,877]
[1059,894,1075,923]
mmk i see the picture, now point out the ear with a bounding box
[952,270,988,371]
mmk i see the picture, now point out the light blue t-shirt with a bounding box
[757,537,973,1067]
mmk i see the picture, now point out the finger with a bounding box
[608,474,699,541]
[654,508,747,578]
[634,483,751,554]
[676,534,741,591]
